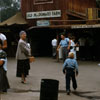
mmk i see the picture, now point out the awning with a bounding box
[0,12,27,26]
[27,23,100,30]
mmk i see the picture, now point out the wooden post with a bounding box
[86,8,98,24]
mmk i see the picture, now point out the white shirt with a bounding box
[0,33,7,42]
[70,40,76,59]
[71,40,75,47]
[51,39,57,46]
[70,40,75,52]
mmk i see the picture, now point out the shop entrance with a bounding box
[28,27,100,60]
[28,28,60,57]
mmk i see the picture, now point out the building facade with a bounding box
[21,0,96,26]
[19,0,100,60]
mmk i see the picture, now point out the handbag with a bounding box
[29,56,35,63]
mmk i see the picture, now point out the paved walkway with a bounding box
[0,57,100,100]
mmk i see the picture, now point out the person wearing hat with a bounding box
[63,52,78,95]
[16,31,31,84]
[57,33,71,62]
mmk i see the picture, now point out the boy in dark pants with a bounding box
[63,52,78,95]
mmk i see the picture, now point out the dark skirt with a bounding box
[0,67,10,92]
[16,59,30,77]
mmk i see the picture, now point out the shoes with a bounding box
[74,88,77,91]
[67,90,70,95]
[21,80,26,84]
[21,81,24,83]
[0,90,7,94]
[3,90,7,92]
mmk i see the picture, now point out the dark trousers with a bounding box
[65,68,77,91]
[52,46,57,57]
[62,47,69,62]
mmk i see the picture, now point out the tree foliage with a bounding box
[0,0,20,22]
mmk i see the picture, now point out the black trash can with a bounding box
[40,79,59,100]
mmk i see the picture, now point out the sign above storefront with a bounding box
[26,10,61,19]
[36,20,50,26]
[34,0,53,4]
[71,24,100,29]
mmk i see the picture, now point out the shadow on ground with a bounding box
[72,91,100,100]
[8,88,100,100]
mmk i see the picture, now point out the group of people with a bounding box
[58,33,79,95]
[0,30,33,93]
[51,33,78,61]
[0,31,78,95]
[52,33,79,95]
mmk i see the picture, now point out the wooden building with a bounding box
[20,0,100,59]
[21,0,96,27]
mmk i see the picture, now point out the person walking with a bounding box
[63,52,78,95]
[51,38,57,58]
[16,31,31,84]
[57,33,71,62]
[0,39,10,93]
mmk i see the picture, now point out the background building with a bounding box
[20,0,100,59]
[1,0,100,60]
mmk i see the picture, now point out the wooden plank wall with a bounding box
[66,0,96,13]
[21,0,96,16]
[21,0,96,26]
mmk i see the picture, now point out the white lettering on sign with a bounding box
[37,20,50,26]
[71,24,100,29]
[26,10,61,19]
